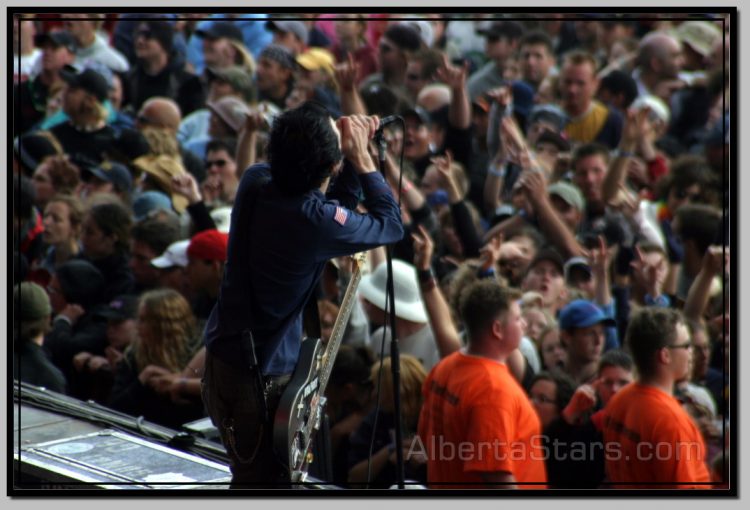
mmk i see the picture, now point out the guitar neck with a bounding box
[318,255,365,393]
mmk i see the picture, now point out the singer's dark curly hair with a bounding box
[268,101,342,195]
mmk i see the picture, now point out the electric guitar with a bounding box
[273,253,367,484]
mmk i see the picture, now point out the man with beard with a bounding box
[49,64,117,163]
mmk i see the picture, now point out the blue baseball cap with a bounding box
[132,190,173,221]
[559,299,616,331]
[82,160,133,194]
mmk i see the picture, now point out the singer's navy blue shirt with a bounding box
[204,161,403,376]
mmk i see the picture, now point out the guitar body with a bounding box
[274,336,325,483]
[273,253,367,484]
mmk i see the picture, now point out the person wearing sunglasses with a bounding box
[202,138,239,206]
[359,23,422,101]
[125,20,204,117]
[602,307,711,488]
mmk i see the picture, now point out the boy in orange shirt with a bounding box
[417,280,547,489]
[602,307,712,488]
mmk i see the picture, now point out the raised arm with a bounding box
[412,225,462,357]
[683,246,727,321]
[601,108,649,205]
[335,52,367,116]
[436,54,471,130]
[235,109,266,175]
[520,170,586,258]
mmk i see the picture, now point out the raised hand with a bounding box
[171,172,202,205]
[563,381,599,424]
[430,150,461,202]
[630,245,665,298]
[703,245,729,276]
[241,108,266,134]
[411,224,434,271]
[518,169,547,206]
[200,174,223,204]
[486,85,513,109]
[588,235,610,278]
[435,53,469,90]
[500,115,529,166]
[479,233,503,273]
[334,52,360,92]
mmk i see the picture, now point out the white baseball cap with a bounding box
[151,239,190,269]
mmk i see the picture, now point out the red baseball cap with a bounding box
[187,229,228,262]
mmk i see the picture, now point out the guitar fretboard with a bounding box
[318,253,366,393]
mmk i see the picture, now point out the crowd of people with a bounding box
[13,12,730,489]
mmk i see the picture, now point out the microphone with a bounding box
[375,115,401,133]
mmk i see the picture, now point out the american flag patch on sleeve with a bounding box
[333,206,349,226]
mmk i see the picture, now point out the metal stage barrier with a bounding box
[13,381,339,490]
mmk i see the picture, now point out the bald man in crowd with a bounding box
[632,31,686,103]
[136,97,206,182]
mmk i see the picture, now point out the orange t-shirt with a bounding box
[602,383,712,489]
[417,351,547,489]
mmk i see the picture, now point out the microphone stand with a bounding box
[375,129,405,490]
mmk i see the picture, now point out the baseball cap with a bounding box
[59,65,108,103]
[14,133,60,171]
[82,160,133,194]
[151,239,190,269]
[529,104,569,132]
[34,30,77,53]
[563,256,592,283]
[15,282,52,321]
[527,246,565,275]
[382,23,422,52]
[400,20,434,48]
[674,20,722,57]
[205,66,255,102]
[132,190,173,221]
[259,44,297,70]
[96,295,139,321]
[401,105,433,126]
[548,181,585,211]
[207,96,251,134]
[476,20,524,41]
[296,47,336,73]
[266,19,308,43]
[195,21,243,43]
[536,129,571,153]
[511,80,534,119]
[56,260,106,309]
[631,95,670,124]
[136,20,174,54]
[187,229,229,262]
[558,299,616,331]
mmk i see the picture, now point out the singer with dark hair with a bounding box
[201,101,404,488]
